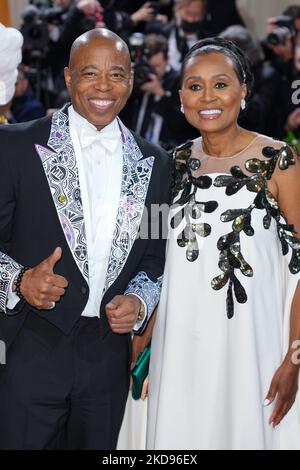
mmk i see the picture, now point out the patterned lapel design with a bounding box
[103,121,155,295]
[35,108,89,282]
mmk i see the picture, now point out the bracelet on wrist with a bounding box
[137,301,146,322]
[15,266,31,301]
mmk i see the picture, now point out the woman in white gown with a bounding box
[147,38,300,450]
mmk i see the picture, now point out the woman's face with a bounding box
[180,52,247,134]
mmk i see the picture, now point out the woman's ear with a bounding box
[179,90,184,113]
[241,83,247,101]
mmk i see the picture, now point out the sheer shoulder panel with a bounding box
[190,134,285,177]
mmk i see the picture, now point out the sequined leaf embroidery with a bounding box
[171,141,218,262]
[213,144,300,318]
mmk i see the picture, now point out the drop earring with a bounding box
[241,99,246,110]
[180,104,184,114]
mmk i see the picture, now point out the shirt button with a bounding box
[81,286,88,295]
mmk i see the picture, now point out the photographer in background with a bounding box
[20,0,102,107]
[205,0,244,35]
[284,43,300,151]
[220,25,282,138]
[121,33,197,150]
[105,1,169,41]
[145,0,213,72]
[282,5,300,45]
[260,11,299,138]
[47,0,103,84]
[11,67,45,123]
[262,13,296,81]
[20,1,167,108]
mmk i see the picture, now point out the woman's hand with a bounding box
[265,359,299,427]
[141,377,149,401]
[131,333,150,371]
[129,308,157,395]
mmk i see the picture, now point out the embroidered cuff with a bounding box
[0,253,23,314]
[124,271,163,333]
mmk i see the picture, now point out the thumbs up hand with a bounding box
[18,247,68,310]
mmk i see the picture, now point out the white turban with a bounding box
[0,23,23,106]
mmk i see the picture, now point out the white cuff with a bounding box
[7,270,21,310]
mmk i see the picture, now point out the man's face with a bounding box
[64,36,133,130]
[148,52,168,80]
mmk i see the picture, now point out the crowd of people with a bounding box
[0,0,300,451]
[1,0,300,149]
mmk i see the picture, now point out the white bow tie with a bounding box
[80,125,118,152]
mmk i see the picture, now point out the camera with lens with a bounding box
[21,3,64,55]
[20,1,65,105]
[134,56,155,89]
[128,33,154,90]
[266,15,296,46]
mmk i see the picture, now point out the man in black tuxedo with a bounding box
[0,28,170,450]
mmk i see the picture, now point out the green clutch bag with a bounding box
[131,343,151,400]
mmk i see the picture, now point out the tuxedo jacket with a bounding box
[0,105,171,349]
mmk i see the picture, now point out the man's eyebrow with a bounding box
[79,65,99,73]
[109,65,127,73]
[79,65,127,73]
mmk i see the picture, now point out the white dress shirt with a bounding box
[68,106,122,317]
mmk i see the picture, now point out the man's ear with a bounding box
[128,69,134,97]
[64,67,71,91]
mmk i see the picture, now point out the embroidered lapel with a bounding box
[103,121,155,295]
[35,108,89,282]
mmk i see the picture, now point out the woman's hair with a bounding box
[219,25,264,66]
[180,37,254,102]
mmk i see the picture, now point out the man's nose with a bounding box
[94,75,112,91]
